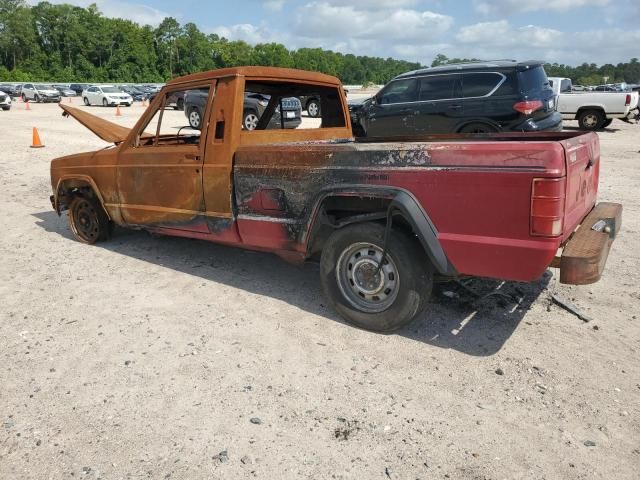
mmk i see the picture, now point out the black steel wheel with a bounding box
[67,195,112,245]
[320,222,432,332]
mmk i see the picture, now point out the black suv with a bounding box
[350,60,561,137]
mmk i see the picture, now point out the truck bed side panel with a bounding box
[233,134,583,281]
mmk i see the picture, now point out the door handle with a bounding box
[184,153,200,161]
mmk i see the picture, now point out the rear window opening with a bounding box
[242,81,346,131]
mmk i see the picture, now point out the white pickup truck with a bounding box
[548,77,639,130]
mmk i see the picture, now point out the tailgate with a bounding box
[561,132,599,241]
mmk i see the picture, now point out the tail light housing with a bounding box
[531,177,565,237]
[513,100,544,115]
[625,94,631,106]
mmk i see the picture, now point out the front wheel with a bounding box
[83,97,90,106]
[67,195,112,245]
[320,222,432,332]
[34,94,40,103]
[102,98,108,107]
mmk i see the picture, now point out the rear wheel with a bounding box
[307,99,320,118]
[188,108,202,129]
[67,195,112,245]
[243,110,259,130]
[320,222,432,332]
[459,122,498,134]
[577,109,604,130]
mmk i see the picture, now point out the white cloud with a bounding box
[212,23,287,45]
[292,2,453,45]
[456,20,563,48]
[473,0,609,15]
[26,0,170,25]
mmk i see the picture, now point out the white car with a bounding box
[82,85,133,107]
[21,83,62,103]
[548,77,639,130]
[0,91,11,111]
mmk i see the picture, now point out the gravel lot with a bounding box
[1,99,639,479]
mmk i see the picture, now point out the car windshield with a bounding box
[102,87,121,93]
[39,85,55,90]
[518,66,550,93]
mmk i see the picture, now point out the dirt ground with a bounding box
[1,98,638,480]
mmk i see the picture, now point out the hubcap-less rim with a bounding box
[244,113,259,130]
[189,111,201,128]
[336,242,400,313]
[583,114,598,128]
[71,199,100,242]
[308,102,319,117]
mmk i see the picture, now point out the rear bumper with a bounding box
[513,111,563,132]
[559,202,622,285]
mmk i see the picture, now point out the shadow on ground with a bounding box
[34,210,551,356]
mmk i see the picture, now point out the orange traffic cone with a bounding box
[25,101,31,111]
[30,127,44,148]
[115,105,122,117]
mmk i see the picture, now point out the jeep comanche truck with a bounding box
[50,67,622,332]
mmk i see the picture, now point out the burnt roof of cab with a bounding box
[168,66,341,86]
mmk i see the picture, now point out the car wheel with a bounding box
[2,107,10,111]
[458,122,498,134]
[83,97,90,106]
[243,110,259,130]
[188,108,202,129]
[34,94,40,103]
[67,195,112,245]
[320,222,432,332]
[102,98,108,107]
[307,99,320,118]
[22,94,27,102]
[601,118,613,128]
[577,109,604,130]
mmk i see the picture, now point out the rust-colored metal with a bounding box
[560,202,622,284]
[60,104,134,143]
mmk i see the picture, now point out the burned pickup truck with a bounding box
[50,67,621,332]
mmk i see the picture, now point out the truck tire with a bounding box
[602,118,613,128]
[243,110,260,130]
[306,99,320,118]
[577,109,604,130]
[320,222,432,332]
[67,195,112,244]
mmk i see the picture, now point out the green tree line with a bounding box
[1,1,639,86]
[0,0,420,84]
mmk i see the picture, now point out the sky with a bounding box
[32,0,640,66]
